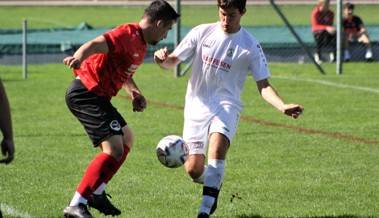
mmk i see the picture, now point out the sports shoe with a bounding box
[329,52,336,63]
[314,53,323,64]
[197,212,210,218]
[88,191,121,216]
[63,203,93,218]
[365,50,373,62]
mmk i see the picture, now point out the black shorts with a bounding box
[65,79,127,147]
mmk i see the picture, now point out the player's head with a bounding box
[217,0,246,34]
[318,0,330,11]
[143,0,180,26]
[344,3,355,16]
[142,0,181,45]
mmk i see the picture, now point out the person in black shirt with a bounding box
[342,3,373,62]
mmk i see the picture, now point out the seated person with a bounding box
[311,0,336,64]
[342,3,373,62]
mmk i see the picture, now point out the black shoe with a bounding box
[197,212,210,218]
[63,203,93,218]
[366,58,374,62]
[88,191,121,216]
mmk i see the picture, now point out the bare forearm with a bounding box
[157,56,179,70]
[154,47,181,70]
[63,35,108,69]
[123,78,141,96]
[0,84,13,140]
[261,86,286,112]
[74,38,107,62]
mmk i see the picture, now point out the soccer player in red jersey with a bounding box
[62,1,180,217]
[311,0,336,64]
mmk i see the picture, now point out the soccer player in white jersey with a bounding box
[154,0,304,217]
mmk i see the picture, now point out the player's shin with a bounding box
[199,159,225,214]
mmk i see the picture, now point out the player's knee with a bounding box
[186,164,206,180]
[187,168,203,179]
[122,125,135,148]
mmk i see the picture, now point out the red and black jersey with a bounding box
[343,16,363,34]
[311,6,334,32]
[74,23,147,98]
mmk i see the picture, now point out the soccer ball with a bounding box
[156,135,189,168]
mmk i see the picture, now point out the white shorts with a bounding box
[182,106,240,155]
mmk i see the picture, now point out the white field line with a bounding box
[273,75,379,94]
[1,203,34,218]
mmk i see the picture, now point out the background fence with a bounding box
[0,0,378,69]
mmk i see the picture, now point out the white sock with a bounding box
[367,48,372,53]
[93,183,107,195]
[69,192,88,206]
[198,159,225,214]
[192,165,208,184]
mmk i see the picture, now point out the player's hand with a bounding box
[131,92,147,112]
[154,47,168,64]
[282,104,304,119]
[0,138,15,165]
[63,56,81,69]
[326,26,336,34]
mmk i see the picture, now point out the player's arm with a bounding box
[256,79,304,119]
[154,47,182,70]
[358,24,368,35]
[0,80,15,164]
[123,78,147,112]
[63,35,109,69]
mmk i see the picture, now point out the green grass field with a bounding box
[0,3,379,218]
[0,61,378,217]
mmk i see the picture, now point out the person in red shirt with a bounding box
[342,3,373,62]
[311,0,336,64]
[62,1,180,217]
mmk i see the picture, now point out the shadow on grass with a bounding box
[237,215,375,218]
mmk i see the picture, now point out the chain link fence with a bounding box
[0,0,378,69]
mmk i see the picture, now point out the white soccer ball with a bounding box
[156,135,189,168]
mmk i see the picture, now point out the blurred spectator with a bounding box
[342,3,373,62]
[0,79,15,165]
[311,0,336,64]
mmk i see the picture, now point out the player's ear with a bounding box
[156,20,164,28]
[241,8,246,16]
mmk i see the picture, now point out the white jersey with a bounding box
[173,22,271,119]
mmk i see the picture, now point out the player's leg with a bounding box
[85,118,133,216]
[343,32,351,61]
[95,125,134,191]
[198,133,229,217]
[198,106,240,217]
[185,154,207,182]
[313,31,324,64]
[183,115,209,183]
[88,126,133,215]
[325,32,337,62]
[358,33,373,60]
[64,79,125,217]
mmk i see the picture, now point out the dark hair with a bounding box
[218,0,246,14]
[143,0,181,26]
[344,2,354,9]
